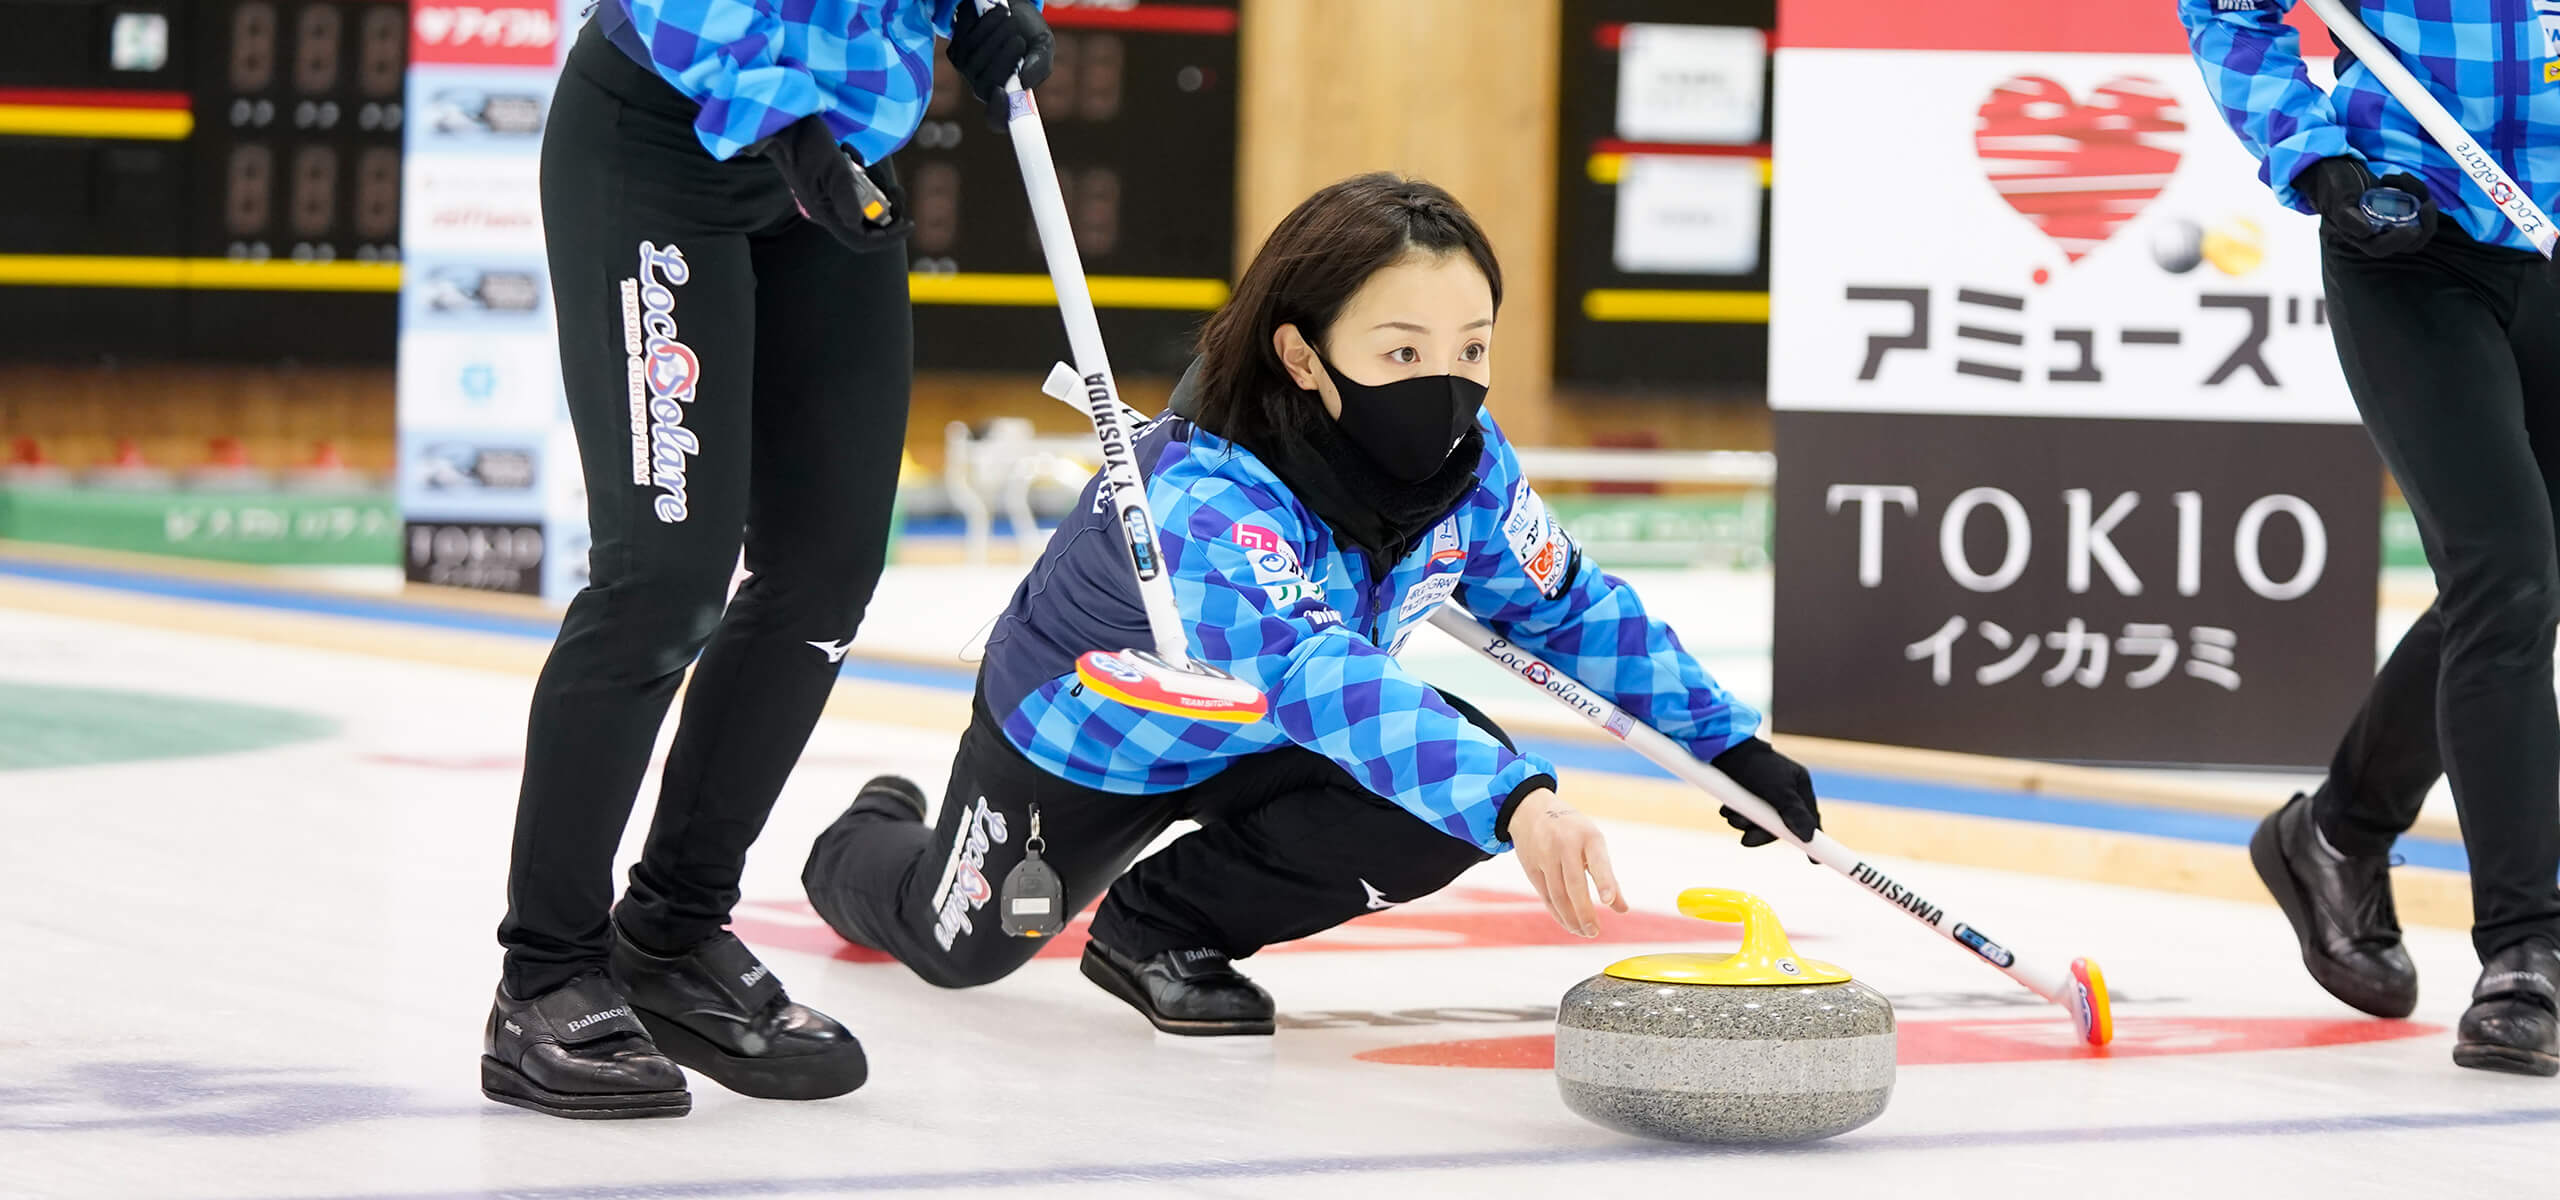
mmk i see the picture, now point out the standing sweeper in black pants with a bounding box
[2182,0,2560,1074]
[480,0,1052,1119]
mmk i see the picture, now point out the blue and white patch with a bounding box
[1502,480,1575,600]
[1398,570,1462,622]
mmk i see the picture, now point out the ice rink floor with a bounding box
[1,553,2549,1199]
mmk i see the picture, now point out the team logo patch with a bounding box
[623,241,701,524]
[1232,523,1302,582]
[932,798,1012,951]
[1502,481,1575,600]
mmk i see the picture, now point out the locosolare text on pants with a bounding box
[1000,805,1067,939]
[622,240,703,523]
[931,797,1011,951]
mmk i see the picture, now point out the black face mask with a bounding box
[1317,355,1489,483]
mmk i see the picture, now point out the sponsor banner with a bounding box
[1769,46,2351,424]
[400,155,543,254]
[395,331,564,431]
[400,257,551,332]
[402,519,546,595]
[1767,1,2376,767]
[410,3,562,68]
[1772,411,2378,766]
[397,430,541,521]
[397,2,586,602]
[409,68,554,153]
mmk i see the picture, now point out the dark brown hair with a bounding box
[1191,173,1502,449]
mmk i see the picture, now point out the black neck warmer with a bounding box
[1242,396,1485,564]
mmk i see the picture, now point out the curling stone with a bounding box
[1555,888,1893,1145]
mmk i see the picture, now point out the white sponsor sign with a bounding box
[401,156,544,254]
[395,331,563,431]
[1617,24,1767,145]
[1769,49,2355,424]
[1614,156,1762,274]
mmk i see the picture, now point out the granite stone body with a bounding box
[1555,971,1896,1144]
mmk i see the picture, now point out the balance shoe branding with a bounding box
[622,242,702,523]
[1849,861,1945,926]
[563,1005,631,1034]
[933,799,1012,950]
[739,964,771,988]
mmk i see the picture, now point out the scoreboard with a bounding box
[1552,0,1776,389]
[0,0,1236,376]
[0,0,406,363]
[899,0,1238,377]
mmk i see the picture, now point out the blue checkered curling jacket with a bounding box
[976,411,1762,856]
[2179,0,2560,253]
[596,0,1028,164]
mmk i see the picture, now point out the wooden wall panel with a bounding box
[0,366,396,474]
[1237,0,1564,444]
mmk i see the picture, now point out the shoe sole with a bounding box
[1078,947,1274,1037]
[2249,808,2418,1020]
[2453,1042,2560,1076]
[479,1055,690,1119]
[631,1005,869,1101]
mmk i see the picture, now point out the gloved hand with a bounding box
[2297,156,2436,258]
[1709,738,1821,848]
[948,0,1055,131]
[750,115,913,253]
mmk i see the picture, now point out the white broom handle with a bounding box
[2299,0,2557,255]
[1425,606,2076,1006]
[981,0,1196,666]
[1031,380,2078,1005]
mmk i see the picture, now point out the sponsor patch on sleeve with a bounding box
[1231,522,1302,582]
[1397,570,1463,621]
[1501,480,1576,600]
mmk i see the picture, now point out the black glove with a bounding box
[1710,738,1821,848]
[750,115,913,253]
[948,0,1054,131]
[2297,156,2436,258]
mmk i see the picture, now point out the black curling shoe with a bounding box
[609,926,868,1100]
[481,974,690,1119]
[2250,793,2419,1018]
[1080,939,1275,1036]
[844,774,929,823]
[2455,941,2560,1077]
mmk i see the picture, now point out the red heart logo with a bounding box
[1976,76,2185,262]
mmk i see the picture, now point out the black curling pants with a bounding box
[799,688,1502,988]
[2315,222,2560,961]
[497,22,913,997]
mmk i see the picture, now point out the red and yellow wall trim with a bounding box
[0,87,192,140]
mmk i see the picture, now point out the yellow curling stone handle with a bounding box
[1604,888,1853,986]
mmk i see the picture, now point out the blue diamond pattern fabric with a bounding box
[2179,0,2560,253]
[611,0,1000,164]
[977,413,1760,856]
